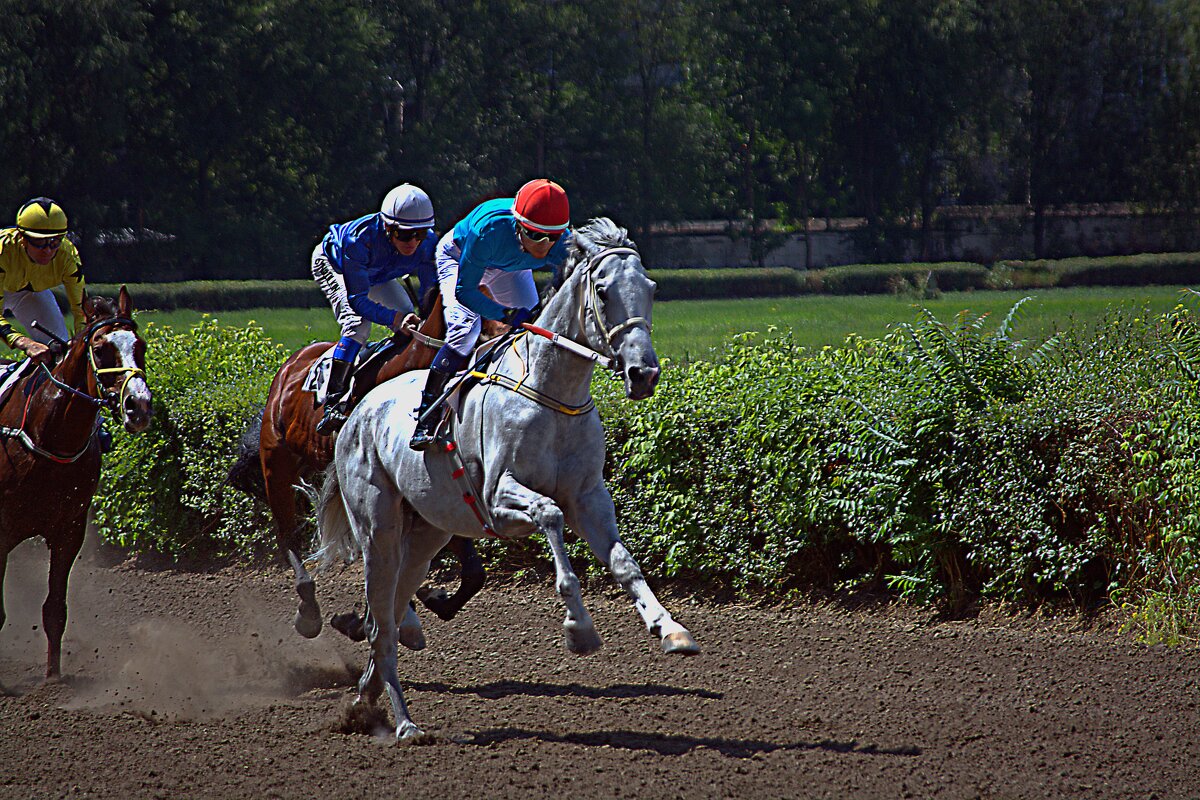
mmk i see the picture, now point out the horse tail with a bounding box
[310,461,358,571]
[226,405,266,501]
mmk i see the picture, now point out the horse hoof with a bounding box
[395,720,426,742]
[330,612,367,642]
[398,625,426,651]
[564,624,603,656]
[661,630,700,655]
[416,586,457,621]
[294,609,322,639]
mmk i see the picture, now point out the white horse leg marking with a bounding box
[571,484,699,655]
[492,472,602,655]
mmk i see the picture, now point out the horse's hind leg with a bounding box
[416,536,486,621]
[264,451,321,638]
[492,473,601,655]
[344,469,435,740]
[569,485,699,655]
[44,517,87,678]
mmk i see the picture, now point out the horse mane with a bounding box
[545,217,638,300]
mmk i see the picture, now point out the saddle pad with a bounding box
[301,350,338,405]
[0,359,35,408]
[301,338,400,404]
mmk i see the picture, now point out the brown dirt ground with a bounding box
[0,537,1198,800]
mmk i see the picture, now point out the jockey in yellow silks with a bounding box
[0,198,86,364]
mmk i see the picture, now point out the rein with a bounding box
[465,244,650,417]
[0,315,142,462]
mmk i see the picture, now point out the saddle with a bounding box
[302,336,403,407]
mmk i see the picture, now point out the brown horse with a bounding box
[0,287,153,678]
[251,293,487,640]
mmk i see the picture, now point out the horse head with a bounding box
[80,286,153,433]
[562,218,660,400]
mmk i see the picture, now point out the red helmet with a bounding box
[512,179,569,233]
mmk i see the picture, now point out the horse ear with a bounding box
[82,290,98,320]
[118,285,133,317]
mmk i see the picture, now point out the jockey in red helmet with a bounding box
[409,179,572,450]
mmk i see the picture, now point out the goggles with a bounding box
[389,227,429,243]
[518,225,561,244]
[24,235,64,250]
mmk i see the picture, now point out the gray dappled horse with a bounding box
[313,218,699,740]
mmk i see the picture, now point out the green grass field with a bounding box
[137,285,1190,363]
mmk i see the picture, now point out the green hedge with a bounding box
[85,252,1200,310]
[90,293,1200,642]
[995,252,1200,289]
[92,317,285,556]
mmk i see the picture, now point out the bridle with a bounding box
[82,315,146,415]
[0,315,144,462]
[574,245,652,374]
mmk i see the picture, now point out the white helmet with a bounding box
[381,183,435,229]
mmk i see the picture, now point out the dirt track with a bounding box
[1,537,1198,800]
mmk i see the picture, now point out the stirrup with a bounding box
[316,404,348,436]
[408,425,439,451]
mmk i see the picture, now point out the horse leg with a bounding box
[416,536,486,621]
[0,540,12,635]
[264,452,321,638]
[568,485,699,655]
[492,473,601,655]
[342,466,427,740]
[44,517,87,678]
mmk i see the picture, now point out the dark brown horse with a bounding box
[248,293,487,639]
[0,287,153,678]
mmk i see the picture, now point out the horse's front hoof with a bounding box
[661,630,700,655]
[294,609,322,639]
[330,612,367,642]
[564,623,603,656]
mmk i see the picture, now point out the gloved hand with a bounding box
[501,306,536,328]
[391,311,420,333]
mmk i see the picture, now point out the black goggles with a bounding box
[389,227,429,242]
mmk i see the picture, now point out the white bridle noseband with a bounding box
[576,246,652,363]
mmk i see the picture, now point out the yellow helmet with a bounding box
[16,197,68,238]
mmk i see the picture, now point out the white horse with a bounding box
[313,218,698,740]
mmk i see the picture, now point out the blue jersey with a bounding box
[322,213,437,327]
[452,198,570,320]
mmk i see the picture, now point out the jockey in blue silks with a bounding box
[312,183,438,435]
[408,178,572,450]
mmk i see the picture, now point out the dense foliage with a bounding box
[90,297,1200,642]
[5,1,1200,277]
[598,298,1200,640]
[91,317,284,556]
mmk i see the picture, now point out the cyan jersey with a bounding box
[452,198,570,319]
[322,213,437,327]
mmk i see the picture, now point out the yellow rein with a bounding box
[469,332,595,416]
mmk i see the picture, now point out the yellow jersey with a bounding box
[0,227,86,346]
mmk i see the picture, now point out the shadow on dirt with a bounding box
[406,679,721,700]
[464,727,922,759]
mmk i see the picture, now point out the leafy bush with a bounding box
[92,316,285,556]
[597,296,1200,634]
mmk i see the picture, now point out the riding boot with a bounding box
[408,367,453,451]
[316,358,354,435]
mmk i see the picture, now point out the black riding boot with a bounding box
[316,358,354,435]
[408,367,453,451]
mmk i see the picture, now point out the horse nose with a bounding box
[626,364,660,398]
[124,396,153,431]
